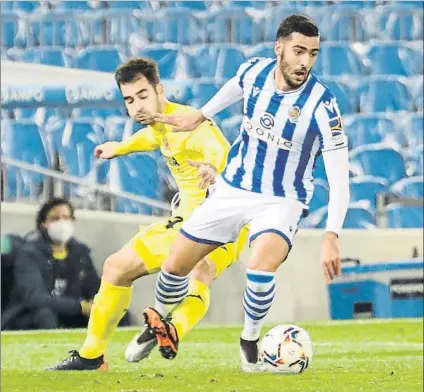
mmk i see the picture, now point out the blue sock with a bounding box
[242,268,276,341]
[154,267,189,317]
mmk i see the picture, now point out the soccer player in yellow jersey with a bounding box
[49,58,248,371]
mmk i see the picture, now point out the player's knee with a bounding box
[103,249,146,286]
[190,258,216,286]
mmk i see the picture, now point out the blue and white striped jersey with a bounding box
[221,57,348,206]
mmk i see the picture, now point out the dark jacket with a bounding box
[10,232,100,317]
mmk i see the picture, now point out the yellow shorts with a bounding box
[129,215,248,277]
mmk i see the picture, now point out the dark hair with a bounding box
[115,57,160,88]
[36,198,74,229]
[276,14,319,40]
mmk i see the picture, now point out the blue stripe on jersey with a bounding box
[273,76,317,196]
[222,133,243,179]
[294,118,318,203]
[251,93,285,193]
[239,58,262,89]
[232,129,250,188]
[233,60,276,188]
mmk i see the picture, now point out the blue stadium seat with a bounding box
[104,116,138,141]
[1,12,19,48]
[405,114,424,146]
[17,47,72,67]
[12,1,39,12]
[342,204,376,229]
[1,119,50,197]
[350,144,406,184]
[205,7,263,45]
[314,43,365,76]
[309,179,329,212]
[150,8,203,45]
[134,45,180,79]
[386,204,423,228]
[390,176,424,198]
[72,108,123,120]
[188,45,246,79]
[55,1,95,11]
[163,81,193,105]
[343,114,397,149]
[349,176,389,209]
[108,155,162,214]
[247,43,275,59]
[377,9,423,41]
[225,1,270,9]
[414,80,423,111]
[358,78,411,113]
[170,1,208,10]
[220,115,242,144]
[313,154,327,181]
[105,1,152,9]
[73,46,126,72]
[411,144,423,176]
[1,2,14,11]
[319,79,356,114]
[13,108,37,121]
[366,42,422,76]
[52,119,105,180]
[189,82,219,108]
[262,5,306,42]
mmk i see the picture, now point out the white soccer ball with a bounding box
[260,324,313,374]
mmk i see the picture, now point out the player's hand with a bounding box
[187,159,217,189]
[320,232,341,284]
[80,299,93,317]
[154,110,207,132]
[94,142,120,159]
[135,109,155,125]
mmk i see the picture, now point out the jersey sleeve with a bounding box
[113,126,159,155]
[314,96,348,153]
[185,121,230,173]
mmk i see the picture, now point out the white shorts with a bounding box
[181,178,307,250]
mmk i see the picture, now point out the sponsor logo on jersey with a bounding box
[288,106,301,124]
[243,117,292,151]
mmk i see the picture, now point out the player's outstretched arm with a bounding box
[94,142,120,159]
[154,76,244,132]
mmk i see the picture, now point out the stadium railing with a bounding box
[1,156,171,215]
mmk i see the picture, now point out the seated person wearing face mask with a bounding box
[6,198,102,330]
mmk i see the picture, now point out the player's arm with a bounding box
[94,126,159,159]
[153,60,255,131]
[314,98,350,283]
[186,121,231,188]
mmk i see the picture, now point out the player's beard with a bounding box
[279,52,309,90]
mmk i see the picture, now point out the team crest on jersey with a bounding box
[163,137,170,151]
[288,106,301,124]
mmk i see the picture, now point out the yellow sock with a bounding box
[171,280,210,340]
[79,279,132,359]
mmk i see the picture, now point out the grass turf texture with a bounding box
[1,319,423,392]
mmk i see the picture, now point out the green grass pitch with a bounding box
[1,319,423,392]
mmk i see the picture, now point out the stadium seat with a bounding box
[170,1,208,10]
[51,118,106,180]
[104,116,135,141]
[1,12,19,48]
[377,9,423,41]
[313,154,326,181]
[17,47,72,67]
[350,143,406,184]
[349,176,389,209]
[54,1,95,11]
[390,176,424,198]
[1,119,50,197]
[366,42,422,76]
[343,114,397,149]
[163,81,193,105]
[73,46,126,72]
[187,45,246,80]
[358,78,411,113]
[247,43,275,59]
[104,1,152,10]
[204,7,263,45]
[262,5,306,42]
[319,79,357,114]
[133,45,180,79]
[404,114,424,146]
[12,1,39,13]
[386,204,423,228]
[410,144,423,176]
[309,179,329,212]
[220,115,242,144]
[72,108,123,120]
[314,42,365,76]
[0,1,14,11]
[414,80,423,111]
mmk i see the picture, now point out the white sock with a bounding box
[241,268,276,341]
[154,267,189,317]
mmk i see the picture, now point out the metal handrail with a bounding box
[1,156,172,212]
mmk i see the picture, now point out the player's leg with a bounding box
[239,199,305,372]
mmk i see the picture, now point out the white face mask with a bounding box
[47,220,74,244]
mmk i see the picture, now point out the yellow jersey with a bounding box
[113,101,230,217]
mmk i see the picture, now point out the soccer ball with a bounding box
[260,324,313,374]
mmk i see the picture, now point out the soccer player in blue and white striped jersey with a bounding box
[144,15,350,372]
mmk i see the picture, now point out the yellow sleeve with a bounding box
[186,120,230,173]
[113,126,159,156]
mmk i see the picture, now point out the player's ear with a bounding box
[156,83,165,97]
[274,40,283,57]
